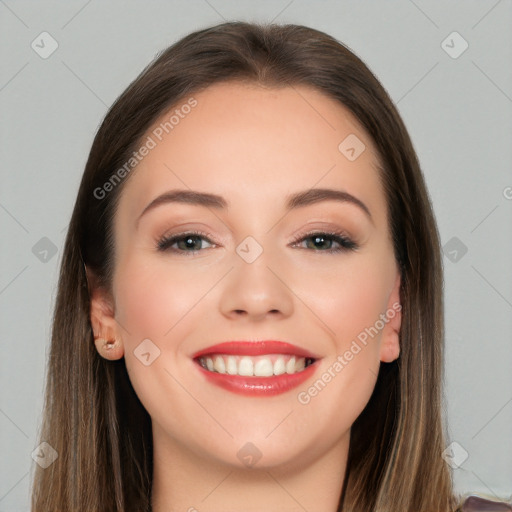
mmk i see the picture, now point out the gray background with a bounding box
[1,1,511,510]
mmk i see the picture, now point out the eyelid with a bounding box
[290,227,352,242]
[289,229,358,252]
[155,229,216,252]
[155,225,359,253]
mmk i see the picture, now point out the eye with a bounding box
[156,230,357,254]
[156,231,215,253]
[291,231,358,253]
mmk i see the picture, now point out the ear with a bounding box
[379,270,402,363]
[85,265,124,360]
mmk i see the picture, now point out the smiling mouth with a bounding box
[195,354,316,377]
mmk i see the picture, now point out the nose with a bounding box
[218,247,294,322]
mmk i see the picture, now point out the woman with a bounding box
[30,21,509,511]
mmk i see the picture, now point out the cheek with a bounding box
[113,256,211,436]
[298,266,388,426]
[297,253,395,422]
[113,254,204,343]
[303,254,393,352]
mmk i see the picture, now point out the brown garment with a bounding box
[462,495,512,511]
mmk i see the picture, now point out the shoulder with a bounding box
[461,495,512,511]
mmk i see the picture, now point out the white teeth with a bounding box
[286,356,296,374]
[226,355,238,375]
[238,356,254,376]
[254,358,274,377]
[213,356,226,374]
[274,356,286,375]
[199,354,313,377]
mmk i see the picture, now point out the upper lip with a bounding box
[192,341,320,360]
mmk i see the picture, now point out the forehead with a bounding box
[116,81,387,227]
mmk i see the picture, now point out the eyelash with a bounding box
[290,230,358,253]
[156,230,358,254]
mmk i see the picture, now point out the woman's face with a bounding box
[92,81,401,471]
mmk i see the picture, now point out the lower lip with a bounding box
[194,361,318,396]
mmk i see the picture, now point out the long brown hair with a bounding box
[31,21,463,511]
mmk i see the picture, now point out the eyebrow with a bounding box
[136,187,372,226]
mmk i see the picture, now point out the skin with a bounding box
[88,81,401,512]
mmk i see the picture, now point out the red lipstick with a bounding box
[192,340,320,359]
[192,341,320,397]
